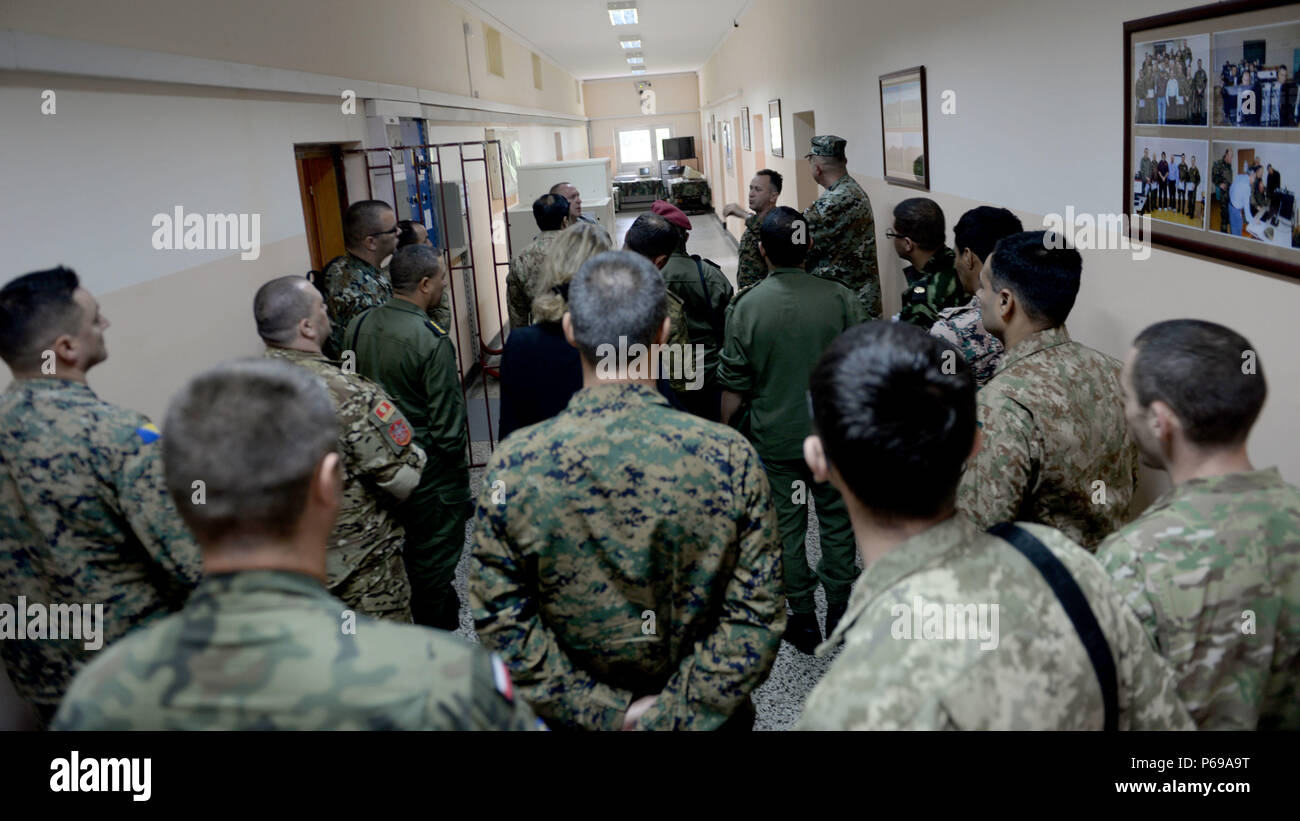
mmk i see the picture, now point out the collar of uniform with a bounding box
[1147,467,1285,512]
[920,245,956,275]
[346,251,382,275]
[767,266,807,277]
[998,325,1071,372]
[7,376,96,396]
[383,296,429,317]
[826,174,855,192]
[193,569,333,605]
[818,513,975,653]
[263,346,329,365]
[566,381,669,413]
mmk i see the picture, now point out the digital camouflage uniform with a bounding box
[323,253,391,359]
[471,383,784,731]
[803,173,881,318]
[717,268,865,615]
[1212,158,1233,233]
[660,251,733,419]
[957,326,1139,550]
[735,211,768,291]
[929,296,1005,387]
[0,378,201,723]
[1097,468,1300,730]
[52,570,540,730]
[263,347,427,622]
[347,298,470,630]
[898,246,963,330]
[505,229,562,330]
[796,514,1194,730]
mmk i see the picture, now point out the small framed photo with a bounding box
[740,106,752,150]
[879,66,929,190]
[723,121,733,173]
[768,99,783,157]
[710,113,717,142]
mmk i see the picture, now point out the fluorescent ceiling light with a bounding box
[608,2,638,25]
[627,54,644,65]
[620,38,642,49]
[631,68,646,74]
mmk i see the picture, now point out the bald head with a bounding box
[254,276,331,352]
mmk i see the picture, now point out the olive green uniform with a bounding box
[660,251,733,420]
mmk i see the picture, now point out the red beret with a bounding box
[651,199,692,231]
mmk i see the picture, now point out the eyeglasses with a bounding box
[885,230,908,240]
[369,225,400,237]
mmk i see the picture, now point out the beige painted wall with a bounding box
[701,0,1300,490]
[584,72,702,177]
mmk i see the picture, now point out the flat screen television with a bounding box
[662,136,695,160]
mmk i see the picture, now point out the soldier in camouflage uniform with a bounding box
[929,206,1022,387]
[1184,155,1202,220]
[348,246,470,631]
[1212,149,1233,233]
[1138,148,1154,213]
[891,198,963,329]
[394,219,451,331]
[322,199,399,359]
[1097,320,1299,730]
[1193,59,1208,124]
[722,169,783,291]
[957,232,1139,550]
[471,251,784,731]
[795,322,1193,730]
[718,207,865,653]
[0,268,200,726]
[802,136,882,318]
[255,276,425,622]
[52,360,536,730]
[505,193,569,330]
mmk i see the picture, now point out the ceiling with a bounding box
[462,0,749,80]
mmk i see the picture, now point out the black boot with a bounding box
[782,612,822,655]
[824,601,849,639]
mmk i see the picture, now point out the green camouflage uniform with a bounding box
[660,251,733,417]
[898,246,964,330]
[52,570,540,730]
[803,174,882,318]
[929,296,1005,387]
[735,211,768,291]
[717,268,865,614]
[1193,68,1208,120]
[1097,468,1300,730]
[347,298,470,629]
[796,514,1194,730]
[505,229,561,330]
[470,382,784,731]
[263,347,426,622]
[1184,164,1202,218]
[324,253,391,359]
[0,378,200,722]
[1212,159,1233,232]
[957,326,1139,550]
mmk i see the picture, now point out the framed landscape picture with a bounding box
[768,99,783,157]
[879,66,929,190]
[740,106,752,150]
[1126,0,1300,280]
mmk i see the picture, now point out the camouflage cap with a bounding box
[805,135,847,160]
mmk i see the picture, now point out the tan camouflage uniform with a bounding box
[471,382,785,731]
[796,514,1194,730]
[1097,468,1300,730]
[0,378,201,723]
[505,230,562,330]
[929,295,1006,387]
[52,570,540,730]
[803,174,881,318]
[957,326,1139,549]
[263,347,427,622]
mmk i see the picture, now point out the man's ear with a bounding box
[299,316,316,342]
[419,275,433,295]
[804,435,831,482]
[653,254,669,270]
[50,333,79,366]
[654,315,671,346]
[561,312,577,349]
[1149,400,1182,445]
[995,287,1016,324]
[312,452,342,509]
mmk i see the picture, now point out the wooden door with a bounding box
[296,150,346,271]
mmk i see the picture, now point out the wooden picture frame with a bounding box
[1125,0,1300,281]
[768,99,783,157]
[879,66,929,190]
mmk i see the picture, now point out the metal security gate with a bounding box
[342,140,514,468]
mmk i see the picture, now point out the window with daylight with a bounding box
[617,126,673,173]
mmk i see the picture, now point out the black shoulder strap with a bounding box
[692,255,726,341]
[988,522,1119,731]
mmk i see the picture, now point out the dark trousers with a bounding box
[677,382,721,422]
[762,457,857,614]
[398,468,472,630]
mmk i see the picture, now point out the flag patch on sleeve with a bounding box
[135,423,161,444]
[373,400,396,422]
[491,654,514,702]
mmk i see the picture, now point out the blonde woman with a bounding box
[498,222,612,438]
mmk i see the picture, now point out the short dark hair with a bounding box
[624,213,678,261]
[1131,319,1267,447]
[988,231,1082,327]
[892,198,946,251]
[568,251,667,363]
[0,267,84,370]
[810,321,975,519]
[533,193,570,231]
[163,359,339,544]
[756,169,783,194]
[759,206,810,267]
[389,245,443,294]
[396,219,426,248]
[342,200,394,247]
[254,276,314,345]
[953,206,1023,264]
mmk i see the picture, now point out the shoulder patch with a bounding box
[387,418,412,447]
[135,423,161,444]
[426,319,447,337]
[491,653,514,703]
[373,400,396,423]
